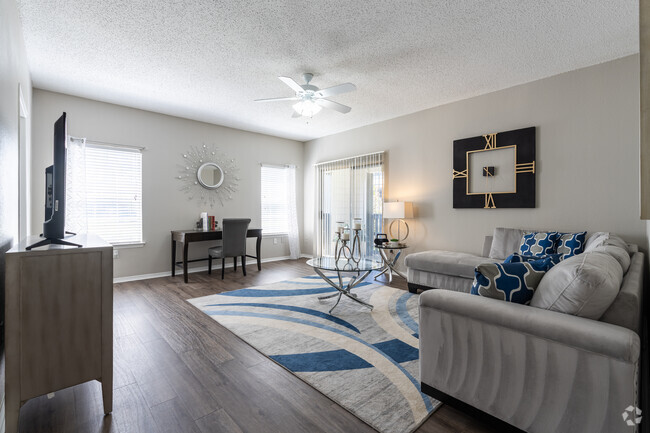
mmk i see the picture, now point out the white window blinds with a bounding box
[84,144,143,244]
[261,165,290,235]
[315,152,384,259]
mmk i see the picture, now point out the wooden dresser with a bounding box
[4,234,113,432]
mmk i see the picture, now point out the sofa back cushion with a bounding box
[590,245,630,273]
[488,227,526,259]
[530,252,622,319]
[600,252,644,333]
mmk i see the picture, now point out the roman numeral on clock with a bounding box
[483,133,497,149]
[515,162,535,174]
[452,169,468,179]
[484,193,496,209]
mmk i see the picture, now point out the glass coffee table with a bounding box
[306,257,383,314]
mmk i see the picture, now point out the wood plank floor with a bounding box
[15,259,497,433]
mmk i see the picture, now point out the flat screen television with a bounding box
[27,112,80,250]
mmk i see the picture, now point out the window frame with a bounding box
[83,143,144,246]
[260,164,291,236]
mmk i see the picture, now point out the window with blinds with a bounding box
[85,144,143,244]
[261,165,289,235]
[315,152,384,259]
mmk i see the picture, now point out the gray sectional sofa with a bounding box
[410,228,644,433]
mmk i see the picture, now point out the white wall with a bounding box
[1,0,32,346]
[1,0,32,248]
[303,55,647,259]
[31,90,303,278]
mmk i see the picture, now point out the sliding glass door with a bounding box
[315,152,384,260]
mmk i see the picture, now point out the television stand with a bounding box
[26,236,82,250]
[5,234,113,432]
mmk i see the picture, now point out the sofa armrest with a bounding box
[419,290,639,363]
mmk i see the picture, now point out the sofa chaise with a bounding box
[410,228,644,433]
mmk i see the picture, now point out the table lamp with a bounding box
[383,201,413,242]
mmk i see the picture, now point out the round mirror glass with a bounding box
[197,162,224,189]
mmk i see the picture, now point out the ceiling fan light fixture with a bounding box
[292,100,322,117]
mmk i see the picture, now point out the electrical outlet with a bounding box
[113,249,119,259]
[273,238,279,245]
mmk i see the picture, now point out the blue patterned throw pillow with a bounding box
[505,253,563,266]
[470,257,556,304]
[518,232,559,257]
[556,231,586,259]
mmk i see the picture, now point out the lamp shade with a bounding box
[383,201,413,219]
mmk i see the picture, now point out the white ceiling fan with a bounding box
[255,73,356,118]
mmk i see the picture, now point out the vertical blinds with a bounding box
[85,144,143,244]
[261,165,290,235]
[315,152,384,258]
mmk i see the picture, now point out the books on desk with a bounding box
[200,212,218,231]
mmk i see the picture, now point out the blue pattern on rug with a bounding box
[189,276,439,433]
[206,302,361,333]
[217,287,337,297]
[271,349,372,371]
[373,339,419,363]
[396,292,418,334]
[206,309,433,411]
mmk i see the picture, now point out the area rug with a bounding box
[188,275,440,433]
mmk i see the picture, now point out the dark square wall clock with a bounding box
[452,126,536,208]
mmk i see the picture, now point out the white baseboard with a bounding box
[114,254,312,283]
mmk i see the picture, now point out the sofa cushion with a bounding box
[556,231,586,259]
[600,252,644,333]
[518,231,559,257]
[470,257,556,304]
[530,252,622,319]
[404,250,490,279]
[488,227,526,260]
[591,245,630,273]
[603,234,633,254]
[584,232,609,252]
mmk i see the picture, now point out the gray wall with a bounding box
[1,0,32,344]
[31,90,303,278]
[303,55,646,259]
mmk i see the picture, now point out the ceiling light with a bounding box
[293,100,322,117]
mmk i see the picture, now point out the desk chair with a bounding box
[208,218,251,279]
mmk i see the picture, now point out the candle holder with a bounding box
[351,227,362,264]
[335,226,353,261]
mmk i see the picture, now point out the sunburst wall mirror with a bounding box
[177,143,239,207]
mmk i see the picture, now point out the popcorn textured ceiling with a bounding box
[16,0,638,141]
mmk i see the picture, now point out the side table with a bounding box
[374,244,408,284]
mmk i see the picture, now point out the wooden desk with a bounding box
[171,229,262,283]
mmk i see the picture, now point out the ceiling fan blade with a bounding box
[315,83,356,98]
[278,76,304,94]
[254,96,300,102]
[316,99,352,114]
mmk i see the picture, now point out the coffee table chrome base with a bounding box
[374,249,406,284]
[314,267,374,314]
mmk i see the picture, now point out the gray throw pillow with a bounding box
[488,227,526,260]
[530,252,622,319]
[584,232,609,252]
[590,245,630,273]
[603,234,632,254]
